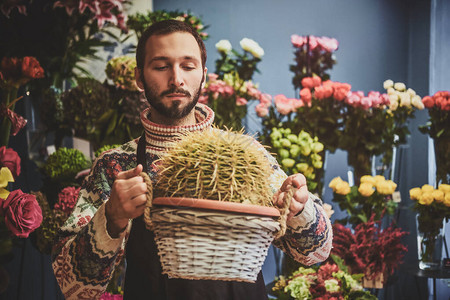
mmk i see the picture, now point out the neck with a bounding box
[147,109,197,127]
[140,103,215,155]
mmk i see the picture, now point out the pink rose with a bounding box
[208,73,219,82]
[236,97,248,106]
[198,95,209,104]
[274,94,293,115]
[318,37,339,52]
[360,96,372,109]
[346,92,362,106]
[291,98,304,110]
[291,34,305,48]
[299,88,312,104]
[255,103,269,117]
[259,93,272,106]
[301,77,314,89]
[1,189,42,238]
[311,76,322,87]
[0,146,21,178]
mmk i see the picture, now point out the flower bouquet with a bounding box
[409,184,450,270]
[200,38,266,130]
[0,146,42,293]
[290,35,339,91]
[420,91,450,185]
[0,56,44,146]
[271,262,376,300]
[144,128,289,282]
[127,9,209,41]
[328,175,398,226]
[332,215,408,288]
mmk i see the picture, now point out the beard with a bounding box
[142,78,203,120]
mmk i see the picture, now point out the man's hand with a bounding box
[105,164,148,237]
[273,173,309,220]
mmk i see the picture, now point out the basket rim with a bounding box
[153,197,280,217]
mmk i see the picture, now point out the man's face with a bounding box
[136,32,206,120]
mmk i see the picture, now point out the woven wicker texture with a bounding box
[151,207,280,282]
[140,172,295,282]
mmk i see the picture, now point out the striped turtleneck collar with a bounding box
[140,103,215,155]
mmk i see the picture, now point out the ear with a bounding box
[135,67,144,91]
[201,67,208,89]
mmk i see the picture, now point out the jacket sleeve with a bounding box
[265,146,333,266]
[51,148,134,299]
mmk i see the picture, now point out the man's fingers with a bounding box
[116,164,143,180]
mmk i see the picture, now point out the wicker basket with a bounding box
[142,173,292,282]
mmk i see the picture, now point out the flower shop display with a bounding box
[0,146,42,293]
[328,175,398,226]
[271,262,376,300]
[143,128,291,282]
[290,35,339,91]
[410,184,450,270]
[105,56,139,91]
[127,9,209,41]
[199,38,266,130]
[420,91,450,185]
[269,126,324,194]
[0,56,44,146]
[332,215,408,288]
[0,0,129,90]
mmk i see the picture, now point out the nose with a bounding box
[169,66,184,87]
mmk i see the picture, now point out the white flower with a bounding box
[383,79,394,89]
[394,82,406,91]
[387,87,396,95]
[411,95,424,109]
[407,88,416,97]
[215,39,232,53]
[240,38,264,58]
[399,93,411,107]
[389,96,399,111]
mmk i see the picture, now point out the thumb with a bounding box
[116,164,143,180]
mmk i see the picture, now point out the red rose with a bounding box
[0,57,21,81]
[1,189,42,238]
[0,146,21,178]
[311,76,322,87]
[300,88,312,104]
[21,57,44,79]
[422,96,434,108]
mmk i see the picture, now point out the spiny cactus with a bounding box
[156,128,273,206]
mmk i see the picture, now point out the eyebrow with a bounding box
[149,56,200,64]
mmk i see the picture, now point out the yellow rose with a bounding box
[335,181,351,195]
[421,184,434,193]
[438,184,450,193]
[329,177,343,191]
[444,193,450,207]
[358,182,375,197]
[419,192,434,205]
[374,175,385,184]
[409,187,422,200]
[432,190,445,203]
[376,180,396,195]
[360,175,376,185]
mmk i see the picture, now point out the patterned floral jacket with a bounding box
[51,104,332,299]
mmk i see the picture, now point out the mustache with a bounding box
[160,87,191,98]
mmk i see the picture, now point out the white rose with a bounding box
[387,87,396,95]
[215,39,232,53]
[411,95,424,109]
[407,88,416,97]
[394,82,406,91]
[383,79,394,89]
[240,38,264,58]
[399,93,411,107]
[389,96,399,111]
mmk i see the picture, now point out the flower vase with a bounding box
[416,215,445,270]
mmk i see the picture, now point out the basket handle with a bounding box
[141,172,154,230]
[274,185,296,239]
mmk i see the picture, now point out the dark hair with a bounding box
[136,19,207,71]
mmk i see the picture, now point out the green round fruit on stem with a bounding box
[281,158,296,168]
[295,163,309,173]
[280,138,291,148]
[278,149,290,159]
